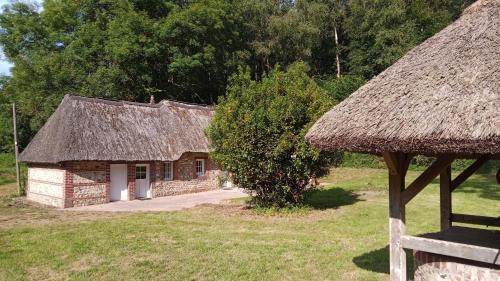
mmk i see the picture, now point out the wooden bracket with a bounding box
[402,155,455,205]
[383,152,412,176]
[383,152,399,175]
[451,155,491,191]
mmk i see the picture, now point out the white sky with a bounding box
[0,0,43,76]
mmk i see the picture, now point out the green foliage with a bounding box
[340,152,386,169]
[316,74,365,101]
[340,153,500,174]
[0,0,473,153]
[343,0,472,78]
[207,62,341,207]
[0,153,16,185]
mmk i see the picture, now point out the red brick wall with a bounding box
[63,167,74,208]
[127,163,136,200]
[414,251,500,280]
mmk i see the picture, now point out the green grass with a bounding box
[0,167,498,281]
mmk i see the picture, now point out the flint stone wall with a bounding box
[68,161,109,207]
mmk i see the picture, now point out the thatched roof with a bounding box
[19,95,213,163]
[306,0,500,156]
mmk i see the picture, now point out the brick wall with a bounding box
[65,161,109,207]
[127,163,136,200]
[152,152,221,197]
[27,154,222,208]
[414,251,500,281]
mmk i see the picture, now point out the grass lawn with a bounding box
[0,167,498,281]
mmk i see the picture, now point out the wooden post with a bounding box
[385,152,407,281]
[12,103,21,196]
[440,165,452,230]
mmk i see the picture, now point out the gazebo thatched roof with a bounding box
[19,95,213,164]
[306,0,499,156]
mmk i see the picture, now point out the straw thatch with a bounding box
[19,95,213,163]
[306,0,500,156]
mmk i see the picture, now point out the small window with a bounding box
[195,159,205,177]
[135,166,146,179]
[165,161,173,181]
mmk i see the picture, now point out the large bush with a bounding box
[207,62,340,207]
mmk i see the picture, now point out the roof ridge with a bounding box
[161,100,213,111]
[65,94,212,110]
[65,95,160,108]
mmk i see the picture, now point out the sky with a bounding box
[0,0,43,76]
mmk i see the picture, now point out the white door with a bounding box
[110,164,128,201]
[135,164,151,198]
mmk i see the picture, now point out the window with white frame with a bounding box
[195,159,205,177]
[165,161,173,181]
[135,166,147,179]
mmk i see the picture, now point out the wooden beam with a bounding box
[440,165,452,230]
[387,152,408,281]
[383,152,399,175]
[401,235,500,265]
[450,155,491,191]
[383,152,412,177]
[402,155,455,205]
[451,213,500,227]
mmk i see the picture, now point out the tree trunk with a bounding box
[334,25,341,78]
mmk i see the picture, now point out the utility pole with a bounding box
[12,103,21,195]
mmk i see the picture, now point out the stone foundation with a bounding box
[414,251,500,281]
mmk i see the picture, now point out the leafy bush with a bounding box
[207,62,341,207]
[316,75,365,102]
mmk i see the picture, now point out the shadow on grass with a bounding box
[305,187,361,210]
[453,173,499,201]
[352,245,414,277]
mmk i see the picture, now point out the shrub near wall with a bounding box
[207,62,341,208]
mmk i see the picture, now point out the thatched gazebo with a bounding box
[306,0,499,280]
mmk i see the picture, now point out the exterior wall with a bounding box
[127,163,136,201]
[66,161,109,207]
[27,165,65,208]
[414,251,500,281]
[26,153,222,208]
[152,152,221,197]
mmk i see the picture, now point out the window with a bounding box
[195,159,205,177]
[165,161,173,181]
[135,166,146,179]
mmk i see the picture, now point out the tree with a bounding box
[343,0,474,79]
[207,62,340,207]
[316,74,365,102]
[159,0,246,103]
[0,0,245,149]
[0,0,473,152]
[235,0,324,80]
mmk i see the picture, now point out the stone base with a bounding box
[414,251,500,281]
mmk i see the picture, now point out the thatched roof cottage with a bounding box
[20,95,220,208]
[307,0,499,280]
